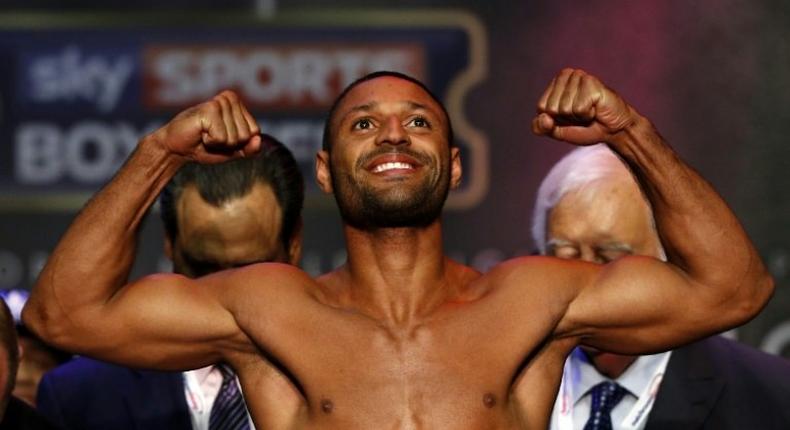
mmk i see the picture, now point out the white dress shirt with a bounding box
[183,366,256,430]
[550,347,671,430]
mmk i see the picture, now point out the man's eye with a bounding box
[353,118,372,130]
[408,117,429,128]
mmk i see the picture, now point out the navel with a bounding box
[483,392,497,408]
[321,398,334,414]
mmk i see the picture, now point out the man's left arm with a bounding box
[534,68,774,353]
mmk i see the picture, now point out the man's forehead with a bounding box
[336,76,442,115]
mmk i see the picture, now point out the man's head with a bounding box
[160,134,304,278]
[0,299,18,420]
[532,144,666,264]
[316,71,461,229]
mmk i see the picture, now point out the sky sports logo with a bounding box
[2,12,488,210]
[142,44,426,111]
[19,43,425,113]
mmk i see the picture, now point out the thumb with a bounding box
[550,123,608,146]
[532,113,555,136]
[240,135,263,157]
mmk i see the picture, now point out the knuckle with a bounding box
[203,99,221,115]
[218,90,238,100]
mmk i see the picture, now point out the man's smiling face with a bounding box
[317,76,461,229]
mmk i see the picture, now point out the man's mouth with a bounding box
[365,153,423,175]
[372,161,414,173]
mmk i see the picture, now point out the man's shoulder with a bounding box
[232,262,317,294]
[481,255,592,298]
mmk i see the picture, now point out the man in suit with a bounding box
[0,294,57,429]
[0,289,71,408]
[36,134,304,430]
[535,144,790,430]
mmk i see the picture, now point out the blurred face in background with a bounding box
[0,345,11,418]
[13,334,60,406]
[168,182,298,278]
[0,302,17,416]
[545,178,663,370]
[545,179,663,265]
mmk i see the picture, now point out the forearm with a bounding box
[23,135,185,343]
[609,114,774,317]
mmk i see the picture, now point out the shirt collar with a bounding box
[568,347,672,405]
[185,365,216,385]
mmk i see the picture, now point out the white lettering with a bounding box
[199,51,240,100]
[155,51,194,103]
[0,250,23,289]
[29,45,133,112]
[243,51,285,102]
[14,121,158,185]
[150,47,421,107]
[761,321,790,355]
[260,119,323,162]
[289,51,332,103]
[15,123,62,183]
[64,122,119,182]
[29,251,49,284]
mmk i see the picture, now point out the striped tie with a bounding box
[583,381,627,430]
[209,365,251,430]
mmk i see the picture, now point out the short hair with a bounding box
[531,144,666,260]
[160,134,304,251]
[0,299,18,399]
[321,71,455,152]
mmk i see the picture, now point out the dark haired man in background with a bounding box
[0,298,57,429]
[35,135,304,430]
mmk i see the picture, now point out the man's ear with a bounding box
[450,146,462,189]
[287,218,304,266]
[315,150,334,194]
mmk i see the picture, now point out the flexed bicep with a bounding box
[555,256,745,355]
[27,270,249,371]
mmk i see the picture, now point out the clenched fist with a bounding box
[150,90,262,164]
[532,68,639,145]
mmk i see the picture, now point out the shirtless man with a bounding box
[23,69,773,429]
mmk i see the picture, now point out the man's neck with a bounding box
[582,348,639,379]
[338,220,455,326]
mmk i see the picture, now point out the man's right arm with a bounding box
[22,91,265,370]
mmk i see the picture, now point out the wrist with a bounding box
[139,131,189,170]
[609,110,655,151]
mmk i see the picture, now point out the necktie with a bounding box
[209,365,251,430]
[583,381,627,430]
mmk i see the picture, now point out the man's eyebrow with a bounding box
[406,101,429,111]
[339,102,378,123]
[340,101,439,122]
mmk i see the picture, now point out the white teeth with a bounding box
[373,162,413,173]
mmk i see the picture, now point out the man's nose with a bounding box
[376,116,409,146]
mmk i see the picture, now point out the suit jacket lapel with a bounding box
[644,340,725,430]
